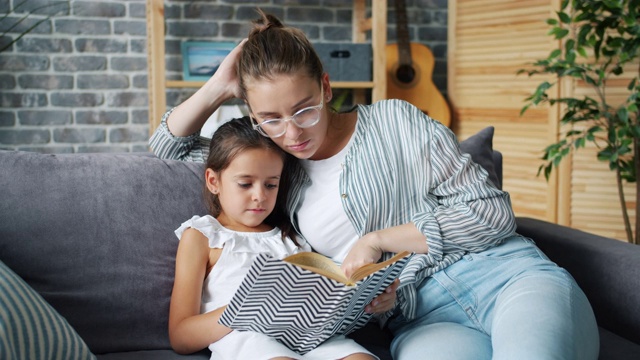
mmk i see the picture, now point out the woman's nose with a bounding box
[284,121,302,140]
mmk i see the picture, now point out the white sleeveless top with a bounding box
[174,215,310,314]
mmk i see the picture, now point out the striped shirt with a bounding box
[149,99,517,321]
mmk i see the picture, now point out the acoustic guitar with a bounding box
[386,0,451,127]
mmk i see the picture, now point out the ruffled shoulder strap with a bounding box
[174,215,230,249]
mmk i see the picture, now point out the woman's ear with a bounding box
[321,72,332,102]
[205,168,220,195]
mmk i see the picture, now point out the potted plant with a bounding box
[520,0,640,244]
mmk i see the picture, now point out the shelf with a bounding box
[146,0,387,133]
[166,80,376,89]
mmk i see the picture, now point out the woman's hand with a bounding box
[208,38,247,100]
[166,39,247,136]
[341,232,383,279]
[342,224,429,279]
[365,279,400,314]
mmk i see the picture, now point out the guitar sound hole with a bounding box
[396,64,415,84]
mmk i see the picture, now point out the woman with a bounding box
[151,10,599,360]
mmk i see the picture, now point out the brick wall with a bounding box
[0,0,448,153]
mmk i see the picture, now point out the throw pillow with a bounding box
[459,126,500,189]
[0,260,95,360]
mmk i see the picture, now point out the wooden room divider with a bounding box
[448,0,637,241]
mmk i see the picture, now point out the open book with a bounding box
[219,251,412,354]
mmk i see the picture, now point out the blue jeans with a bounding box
[387,235,599,360]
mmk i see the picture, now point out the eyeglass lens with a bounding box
[260,107,320,136]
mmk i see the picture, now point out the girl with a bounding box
[153,10,599,360]
[168,116,378,360]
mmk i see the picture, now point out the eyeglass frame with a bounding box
[250,86,325,138]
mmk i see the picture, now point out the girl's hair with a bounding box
[205,116,298,243]
[238,9,324,100]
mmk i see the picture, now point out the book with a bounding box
[218,251,412,354]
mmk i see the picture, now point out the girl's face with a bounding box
[246,72,332,160]
[206,148,284,232]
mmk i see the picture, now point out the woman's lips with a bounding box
[288,139,310,152]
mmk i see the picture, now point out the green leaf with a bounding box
[577,46,588,57]
[557,11,571,24]
[565,39,576,52]
[549,27,570,39]
[612,64,624,75]
[577,24,592,45]
[560,0,569,10]
[618,107,630,124]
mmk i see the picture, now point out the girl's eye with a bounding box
[266,183,278,189]
[238,183,251,189]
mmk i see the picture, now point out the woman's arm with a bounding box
[165,39,246,137]
[341,101,515,277]
[168,228,231,354]
[149,40,246,161]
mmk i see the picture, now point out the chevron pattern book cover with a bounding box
[219,252,412,354]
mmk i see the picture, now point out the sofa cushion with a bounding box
[0,151,208,354]
[598,327,640,360]
[0,260,95,360]
[459,126,501,189]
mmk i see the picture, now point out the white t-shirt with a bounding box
[298,135,359,263]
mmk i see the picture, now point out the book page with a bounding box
[350,251,411,282]
[284,252,351,284]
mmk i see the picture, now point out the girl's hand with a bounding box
[341,232,383,279]
[365,279,400,314]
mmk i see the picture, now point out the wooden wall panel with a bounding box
[449,0,558,221]
[450,0,639,242]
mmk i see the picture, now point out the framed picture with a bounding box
[181,41,235,81]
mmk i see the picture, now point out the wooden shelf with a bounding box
[165,80,376,89]
[146,0,387,133]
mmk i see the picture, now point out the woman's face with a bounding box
[246,72,332,160]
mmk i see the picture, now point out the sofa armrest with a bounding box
[516,217,640,345]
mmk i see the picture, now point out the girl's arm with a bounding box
[168,228,231,354]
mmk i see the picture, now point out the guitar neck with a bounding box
[395,0,412,66]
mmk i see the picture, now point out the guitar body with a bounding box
[386,42,451,127]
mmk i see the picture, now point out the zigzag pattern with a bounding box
[219,254,410,354]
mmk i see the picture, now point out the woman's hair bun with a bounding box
[249,9,283,36]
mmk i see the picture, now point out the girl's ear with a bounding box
[205,168,220,195]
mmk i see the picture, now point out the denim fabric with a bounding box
[387,235,599,360]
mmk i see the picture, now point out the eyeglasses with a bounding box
[251,88,324,138]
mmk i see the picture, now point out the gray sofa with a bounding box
[0,126,638,359]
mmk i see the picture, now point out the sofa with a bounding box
[0,126,638,359]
